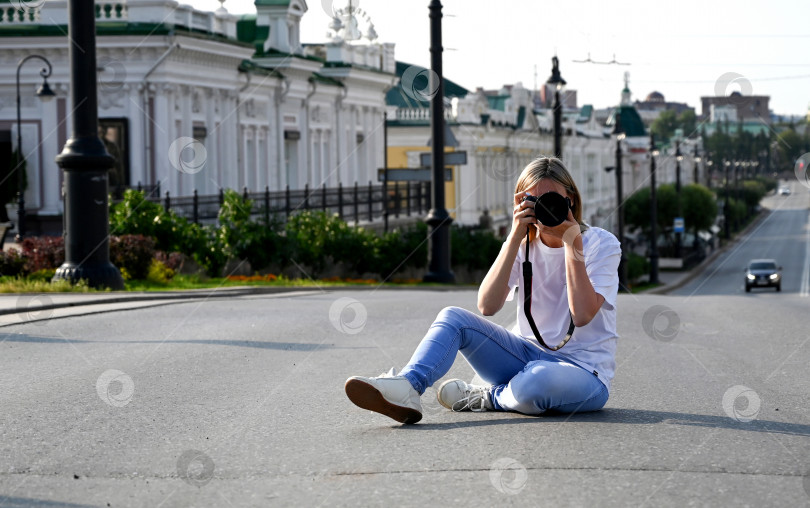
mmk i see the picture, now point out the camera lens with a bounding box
[533,192,570,227]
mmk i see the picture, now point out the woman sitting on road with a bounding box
[345,157,621,423]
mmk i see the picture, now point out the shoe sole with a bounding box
[436,379,458,410]
[344,378,422,424]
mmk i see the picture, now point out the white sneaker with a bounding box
[345,368,423,424]
[437,379,493,412]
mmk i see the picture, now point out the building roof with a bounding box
[385,60,469,108]
[606,105,646,137]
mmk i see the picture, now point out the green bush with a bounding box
[627,252,650,284]
[146,258,175,284]
[110,234,156,280]
[452,226,502,272]
[21,236,65,273]
[0,249,26,276]
[217,190,287,271]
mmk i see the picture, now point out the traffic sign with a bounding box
[378,168,453,182]
[419,151,467,167]
[673,217,685,233]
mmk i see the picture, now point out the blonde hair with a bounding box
[515,157,588,243]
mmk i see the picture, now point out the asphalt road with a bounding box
[672,179,810,297]
[1,278,809,506]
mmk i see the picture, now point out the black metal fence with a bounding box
[117,181,432,225]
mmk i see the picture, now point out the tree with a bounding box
[681,184,717,240]
[678,110,697,138]
[651,110,678,142]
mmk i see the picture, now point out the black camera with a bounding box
[522,191,572,228]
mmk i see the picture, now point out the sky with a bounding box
[191,0,810,117]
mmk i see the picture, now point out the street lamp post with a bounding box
[15,55,55,241]
[723,159,731,240]
[675,140,683,259]
[546,56,566,159]
[693,144,701,186]
[606,114,627,291]
[422,0,454,283]
[52,0,124,289]
[649,132,659,285]
[733,161,740,231]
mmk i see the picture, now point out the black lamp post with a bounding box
[422,0,454,283]
[693,144,701,186]
[605,113,627,291]
[649,132,659,285]
[733,161,741,231]
[52,0,124,289]
[546,56,566,159]
[706,155,713,188]
[675,140,683,258]
[15,55,55,241]
[723,159,731,240]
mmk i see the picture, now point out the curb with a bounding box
[0,285,310,317]
[642,208,771,295]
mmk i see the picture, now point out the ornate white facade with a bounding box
[0,0,395,233]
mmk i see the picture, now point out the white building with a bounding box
[0,0,395,234]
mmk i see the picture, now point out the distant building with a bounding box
[701,92,770,123]
[634,91,694,126]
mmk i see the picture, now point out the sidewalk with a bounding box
[0,286,318,326]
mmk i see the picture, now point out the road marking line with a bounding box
[801,212,810,297]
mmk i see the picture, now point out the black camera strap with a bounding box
[522,229,575,351]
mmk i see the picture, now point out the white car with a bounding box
[778,187,791,195]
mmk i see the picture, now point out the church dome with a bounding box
[646,91,665,103]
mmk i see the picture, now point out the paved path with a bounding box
[0,287,808,507]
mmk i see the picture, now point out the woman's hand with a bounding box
[507,192,538,246]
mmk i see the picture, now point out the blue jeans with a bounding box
[400,307,609,415]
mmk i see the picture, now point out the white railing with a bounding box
[2,0,237,39]
[0,5,41,25]
[396,107,454,122]
[96,1,128,20]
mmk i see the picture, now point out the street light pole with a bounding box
[649,132,659,285]
[723,159,731,240]
[675,140,682,259]
[52,0,124,289]
[693,144,701,186]
[422,0,454,283]
[608,114,627,291]
[15,54,55,241]
[546,56,566,159]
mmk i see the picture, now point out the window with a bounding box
[99,118,129,197]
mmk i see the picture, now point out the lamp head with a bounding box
[36,78,55,102]
[546,56,567,91]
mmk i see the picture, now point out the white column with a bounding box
[154,84,174,195]
[203,88,218,195]
[348,106,357,184]
[334,98,345,185]
[226,91,239,191]
[128,85,146,190]
[255,126,264,191]
[274,90,285,190]
[40,89,60,214]
[179,85,193,196]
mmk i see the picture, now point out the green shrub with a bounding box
[21,236,64,273]
[216,190,287,271]
[27,268,56,282]
[0,249,26,276]
[627,252,650,284]
[285,210,380,277]
[451,226,502,272]
[110,234,156,280]
[146,258,175,284]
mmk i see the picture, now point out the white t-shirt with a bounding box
[506,226,621,392]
